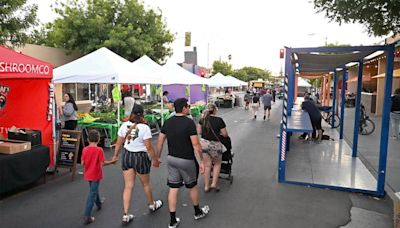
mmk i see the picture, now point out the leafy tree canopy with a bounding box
[233,66,272,82]
[34,0,174,63]
[0,0,38,46]
[212,60,234,76]
[313,0,400,36]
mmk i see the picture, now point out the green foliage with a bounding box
[34,0,174,63]
[309,78,322,88]
[212,60,233,76]
[0,0,38,46]
[313,0,400,36]
[233,67,272,82]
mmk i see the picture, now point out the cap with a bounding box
[132,104,144,115]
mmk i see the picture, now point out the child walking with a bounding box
[81,130,112,225]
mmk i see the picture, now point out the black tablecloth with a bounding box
[0,146,50,195]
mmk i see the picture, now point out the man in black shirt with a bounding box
[391,88,400,139]
[157,98,209,228]
[302,95,323,140]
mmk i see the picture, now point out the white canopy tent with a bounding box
[162,62,209,85]
[208,73,239,87]
[54,47,159,84]
[226,75,248,86]
[298,77,312,87]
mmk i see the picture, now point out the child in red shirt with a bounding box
[81,130,112,225]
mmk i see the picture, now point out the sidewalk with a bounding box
[0,102,394,227]
[342,107,400,193]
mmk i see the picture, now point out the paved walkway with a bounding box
[0,101,394,228]
[342,107,400,194]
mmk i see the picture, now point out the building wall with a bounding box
[14,44,83,106]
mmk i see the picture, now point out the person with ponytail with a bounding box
[111,104,163,224]
[198,103,229,192]
[60,93,78,130]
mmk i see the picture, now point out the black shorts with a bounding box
[121,150,151,174]
[311,116,322,130]
[263,105,271,110]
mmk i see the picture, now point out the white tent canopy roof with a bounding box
[162,62,209,85]
[54,47,157,84]
[208,73,242,87]
[226,75,248,86]
[298,77,312,87]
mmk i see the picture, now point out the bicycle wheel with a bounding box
[328,114,340,128]
[360,118,375,135]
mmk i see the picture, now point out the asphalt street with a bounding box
[0,100,393,228]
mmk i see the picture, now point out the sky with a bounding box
[33,0,383,75]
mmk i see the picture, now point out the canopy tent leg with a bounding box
[377,44,395,196]
[340,67,347,139]
[352,61,364,157]
[332,71,338,128]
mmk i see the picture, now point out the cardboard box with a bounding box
[0,139,31,154]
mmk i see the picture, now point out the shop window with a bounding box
[77,84,89,100]
[62,83,77,99]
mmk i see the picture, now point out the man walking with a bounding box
[261,90,273,120]
[157,98,209,228]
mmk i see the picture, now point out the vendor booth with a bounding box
[278,44,395,197]
[0,46,53,195]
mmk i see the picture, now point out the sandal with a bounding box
[149,200,163,212]
[210,186,220,192]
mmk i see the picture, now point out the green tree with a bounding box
[35,0,174,62]
[313,0,400,36]
[0,0,38,46]
[212,60,233,76]
[233,67,272,82]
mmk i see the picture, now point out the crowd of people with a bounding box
[79,98,229,228]
[57,86,400,227]
[244,88,277,120]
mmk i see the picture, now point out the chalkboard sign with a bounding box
[56,130,82,181]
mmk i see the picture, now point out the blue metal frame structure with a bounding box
[278,44,395,197]
[331,71,338,128]
[352,62,364,157]
[340,67,346,139]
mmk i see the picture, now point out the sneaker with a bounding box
[194,205,210,220]
[168,218,181,228]
[122,214,134,225]
[263,115,266,120]
[84,216,95,225]
[149,200,163,212]
[254,115,257,119]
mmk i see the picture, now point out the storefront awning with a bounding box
[347,75,372,83]
[372,68,400,79]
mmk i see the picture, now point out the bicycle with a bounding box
[319,106,341,128]
[359,104,375,135]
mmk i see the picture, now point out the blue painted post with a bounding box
[286,51,294,115]
[352,61,364,157]
[377,44,395,196]
[340,67,347,139]
[278,48,291,182]
[332,71,338,128]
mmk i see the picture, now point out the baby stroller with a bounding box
[219,136,234,184]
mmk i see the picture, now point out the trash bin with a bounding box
[223,99,233,108]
